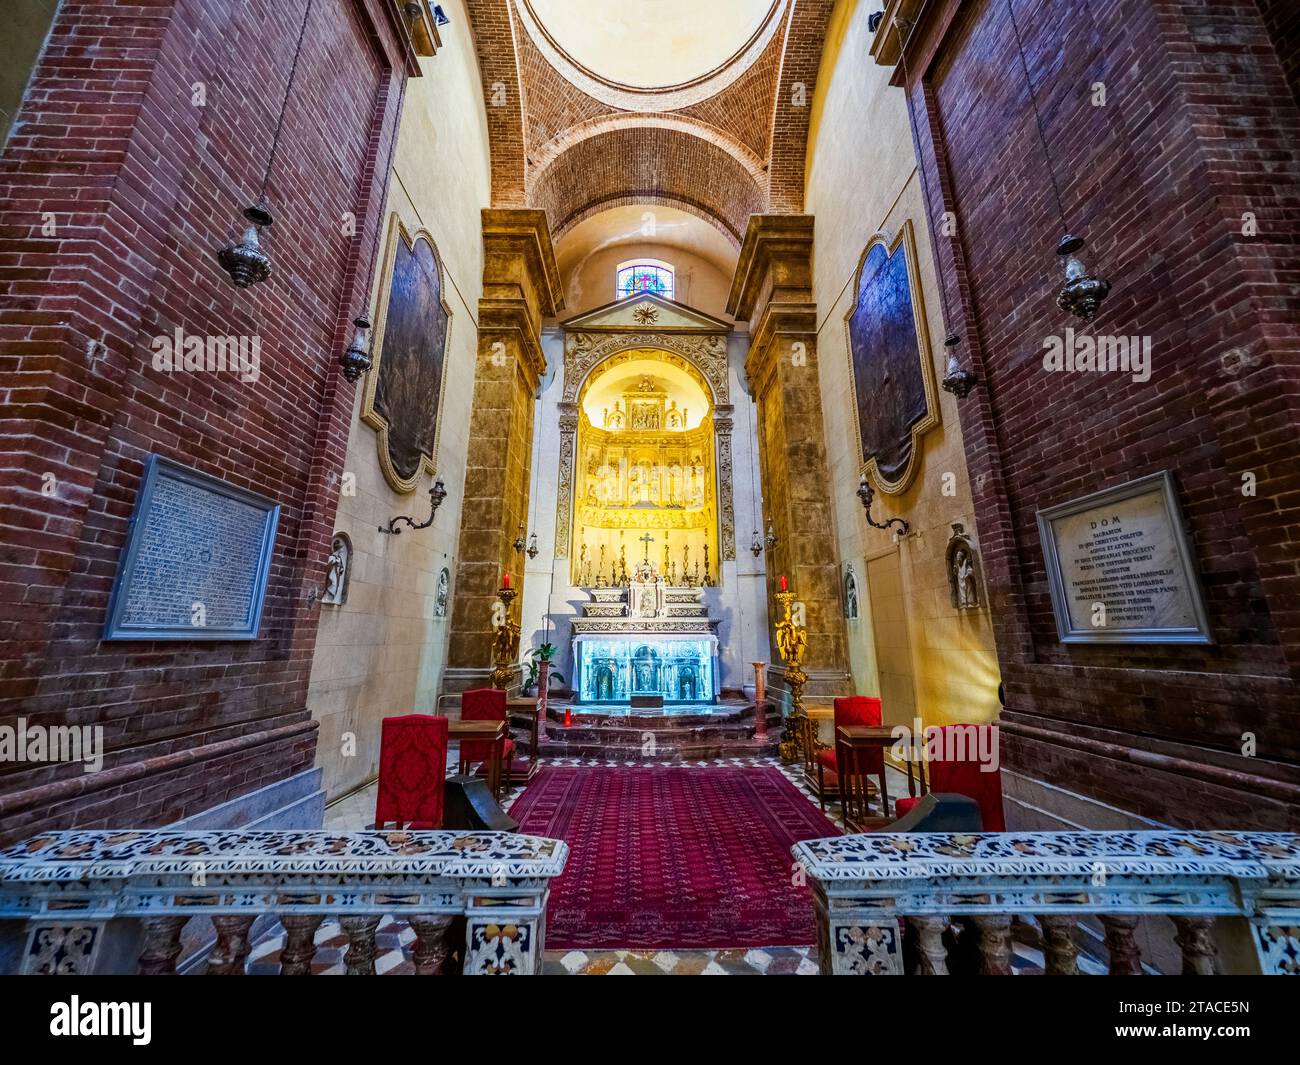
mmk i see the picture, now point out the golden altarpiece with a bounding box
[554,293,737,704]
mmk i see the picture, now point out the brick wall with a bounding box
[900,0,1300,828]
[0,0,411,844]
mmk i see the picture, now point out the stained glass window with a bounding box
[616,262,674,301]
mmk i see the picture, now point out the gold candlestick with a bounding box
[490,583,521,690]
[774,589,809,764]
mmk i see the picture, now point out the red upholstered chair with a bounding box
[374,714,449,830]
[894,724,1005,831]
[815,696,884,811]
[458,687,514,798]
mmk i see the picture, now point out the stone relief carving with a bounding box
[714,405,736,561]
[554,404,578,559]
[562,331,730,405]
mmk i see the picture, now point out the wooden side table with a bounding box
[836,725,929,831]
[450,719,507,800]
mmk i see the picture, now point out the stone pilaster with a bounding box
[446,209,563,693]
[727,214,849,697]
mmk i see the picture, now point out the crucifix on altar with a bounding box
[639,532,655,565]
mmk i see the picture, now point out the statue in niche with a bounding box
[631,559,663,618]
[946,523,983,611]
[434,566,450,617]
[845,565,859,620]
[596,666,615,700]
[321,533,351,606]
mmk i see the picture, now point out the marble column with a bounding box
[446,209,563,694]
[727,214,850,698]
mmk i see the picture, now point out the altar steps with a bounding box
[520,701,783,762]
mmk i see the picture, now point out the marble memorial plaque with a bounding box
[103,454,280,640]
[1036,471,1211,644]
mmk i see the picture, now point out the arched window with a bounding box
[616,259,674,301]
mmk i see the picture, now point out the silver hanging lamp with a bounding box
[339,314,374,383]
[217,0,315,290]
[1005,0,1112,323]
[892,18,977,400]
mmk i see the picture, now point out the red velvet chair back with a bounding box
[459,687,507,764]
[925,724,1005,831]
[374,714,448,829]
[833,696,884,773]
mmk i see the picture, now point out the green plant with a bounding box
[523,644,564,691]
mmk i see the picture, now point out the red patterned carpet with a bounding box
[510,766,842,949]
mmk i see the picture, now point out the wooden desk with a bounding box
[836,725,930,831]
[450,719,507,800]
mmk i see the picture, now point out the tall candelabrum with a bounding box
[773,588,809,764]
[490,581,521,690]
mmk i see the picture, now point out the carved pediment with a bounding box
[560,293,732,335]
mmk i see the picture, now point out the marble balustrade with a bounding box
[792,830,1300,975]
[0,829,568,975]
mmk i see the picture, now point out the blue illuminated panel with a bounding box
[579,638,713,703]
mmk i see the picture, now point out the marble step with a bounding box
[538,705,778,730]
[511,701,783,760]
[533,735,782,761]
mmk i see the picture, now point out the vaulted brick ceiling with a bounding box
[465,0,836,247]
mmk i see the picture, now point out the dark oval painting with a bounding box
[848,240,927,485]
[374,234,449,484]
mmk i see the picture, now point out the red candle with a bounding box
[779,574,788,592]
[502,572,511,589]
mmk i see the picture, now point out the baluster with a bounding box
[1100,915,1143,975]
[207,915,256,975]
[1171,916,1219,975]
[907,916,950,975]
[339,915,382,975]
[973,915,1012,975]
[138,916,188,975]
[1038,915,1080,975]
[408,915,455,975]
[279,914,325,975]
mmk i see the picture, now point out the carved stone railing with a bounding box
[0,829,568,975]
[792,830,1300,976]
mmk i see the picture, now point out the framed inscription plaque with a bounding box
[103,454,280,640]
[1036,471,1211,644]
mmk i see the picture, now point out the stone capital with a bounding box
[726,214,816,323]
[479,209,564,388]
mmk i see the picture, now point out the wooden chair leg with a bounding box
[817,762,826,810]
